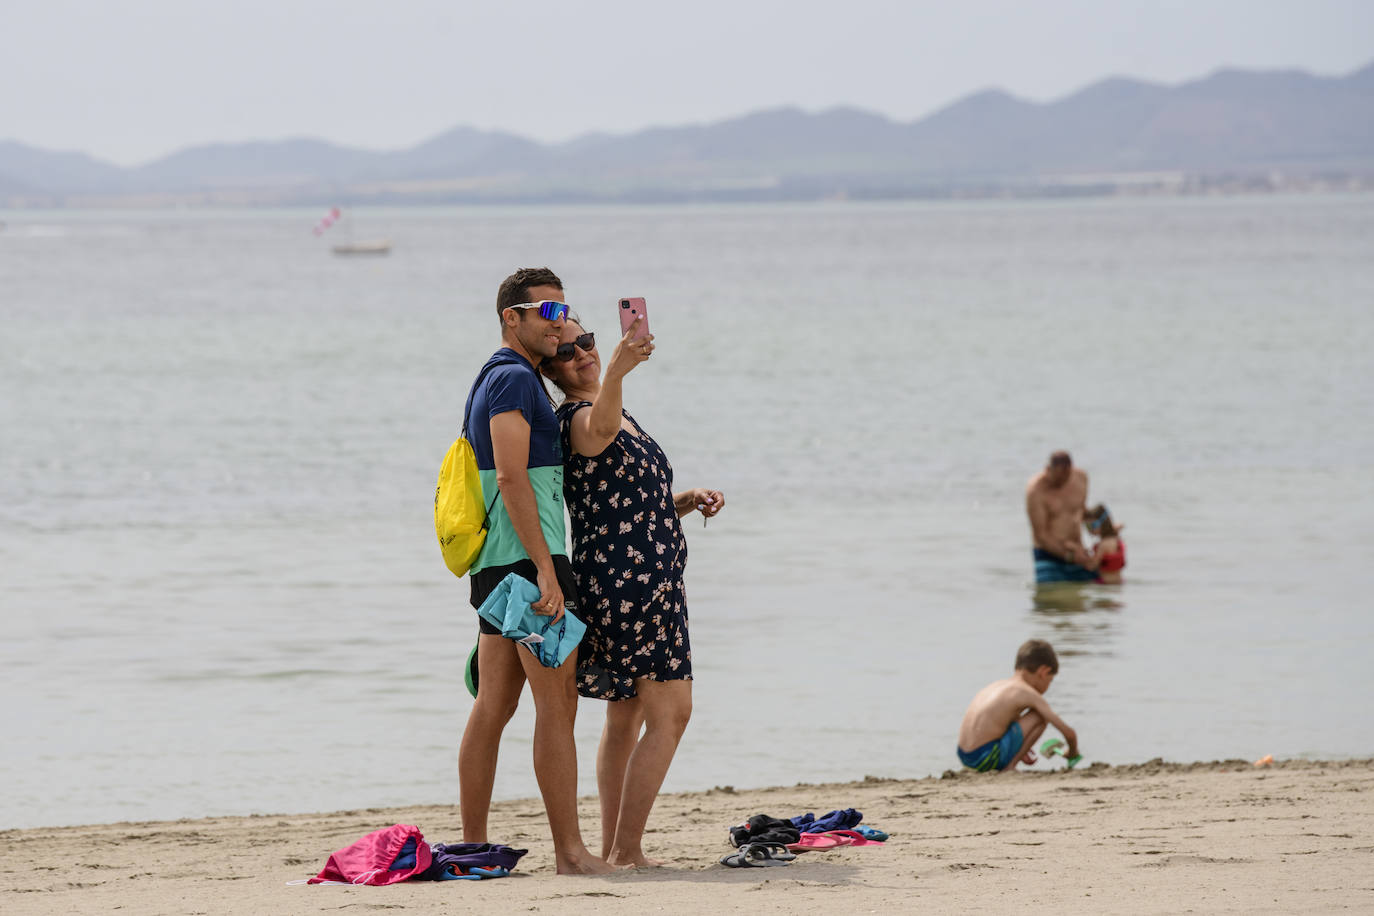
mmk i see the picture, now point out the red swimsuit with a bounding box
[1098,539,1126,573]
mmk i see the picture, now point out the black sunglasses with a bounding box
[552,332,595,362]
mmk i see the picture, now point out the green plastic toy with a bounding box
[1040,737,1082,769]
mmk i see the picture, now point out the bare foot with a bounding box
[555,850,616,875]
[609,852,666,868]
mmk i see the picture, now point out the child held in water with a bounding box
[1082,505,1126,584]
[956,639,1079,773]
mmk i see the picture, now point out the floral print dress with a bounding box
[556,402,691,701]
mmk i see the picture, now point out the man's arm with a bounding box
[1028,486,1086,564]
[490,409,563,619]
[1026,488,1059,555]
[1068,471,1091,564]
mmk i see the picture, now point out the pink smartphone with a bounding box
[618,297,650,341]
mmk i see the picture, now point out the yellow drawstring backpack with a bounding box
[435,363,503,577]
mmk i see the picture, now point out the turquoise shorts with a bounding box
[958,722,1024,773]
[1033,548,1097,584]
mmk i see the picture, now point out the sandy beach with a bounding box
[2,758,1370,915]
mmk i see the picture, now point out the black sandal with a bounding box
[719,842,796,867]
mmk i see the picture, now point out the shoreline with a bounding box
[3,758,1371,914]
[3,184,1373,212]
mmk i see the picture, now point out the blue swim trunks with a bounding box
[958,722,1024,773]
[1033,548,1097,584]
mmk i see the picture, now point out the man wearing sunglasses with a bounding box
[457,266,611,874]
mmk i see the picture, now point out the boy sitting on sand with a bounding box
[957,639,1078,773]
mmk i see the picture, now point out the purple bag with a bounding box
[419,842,528,880]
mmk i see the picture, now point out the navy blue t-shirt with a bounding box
[464,348,566,570]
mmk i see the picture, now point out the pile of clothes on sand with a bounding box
[296,824,527,885]
[720,808,890,868]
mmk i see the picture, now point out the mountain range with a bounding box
[4,60,1372,205]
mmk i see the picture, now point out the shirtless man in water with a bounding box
[1026,450,1094,584]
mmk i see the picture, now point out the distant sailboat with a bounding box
[313,207,391,256]
[331,239,392,256]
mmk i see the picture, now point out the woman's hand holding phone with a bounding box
[604,317,654,382]
[618,297,650,340]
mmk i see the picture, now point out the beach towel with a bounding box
[308,824,431,886]
[476,573,586,667]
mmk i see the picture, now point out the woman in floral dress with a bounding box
[541,314,723,867]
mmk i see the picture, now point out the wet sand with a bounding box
[2,759,1370,915]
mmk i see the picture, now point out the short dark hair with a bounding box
[1015,639,1058,674]
[1048,450,1072,469]
[496,267,563,319]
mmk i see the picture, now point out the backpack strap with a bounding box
[461,360,508,438]
[461,359,520,531]
[479,486,500,533]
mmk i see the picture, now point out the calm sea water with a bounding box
[2,195,1372,831]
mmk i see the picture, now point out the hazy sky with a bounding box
[3,0,1370,166]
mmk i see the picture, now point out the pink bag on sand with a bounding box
[309,824,432,886]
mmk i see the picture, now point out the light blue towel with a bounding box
[475,573,586,668]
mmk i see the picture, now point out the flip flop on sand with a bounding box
[719,843,796,867]
[750,842,796,862]
[854,825,889,842]
[786,834,843,853]
[434,865,510,880]
[821,829,885,847]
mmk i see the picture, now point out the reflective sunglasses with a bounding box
[510,300,570,321]
[552,332,595,362]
